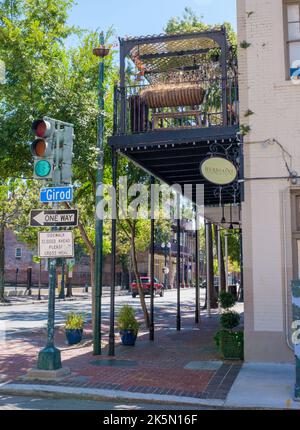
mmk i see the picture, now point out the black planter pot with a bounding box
[65,328,83,345]
[120,330,137,346]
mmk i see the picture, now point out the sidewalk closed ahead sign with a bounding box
[38,231,74,258]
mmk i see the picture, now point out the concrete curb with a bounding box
[0,298,88,306]
[0,292,129,307]
[0,382,225,408]
[0,382,291,410]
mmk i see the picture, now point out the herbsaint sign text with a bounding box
[200,157,238,185]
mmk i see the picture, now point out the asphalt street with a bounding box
[0,289,206,337]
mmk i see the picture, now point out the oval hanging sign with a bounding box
[200,157,237,185]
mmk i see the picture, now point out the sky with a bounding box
[67,0,237,44]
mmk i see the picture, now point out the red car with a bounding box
[131,277,164,298]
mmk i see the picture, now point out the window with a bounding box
[15,248,22,259]
[285,1,300,77]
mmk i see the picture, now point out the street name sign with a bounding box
[38,231,74,258]
[40,186,73,203]
[30,209,78,227]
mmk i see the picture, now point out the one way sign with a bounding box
[30,209,78,227]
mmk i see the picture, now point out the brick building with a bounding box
[3,227,198,289]
[4,228,91,288]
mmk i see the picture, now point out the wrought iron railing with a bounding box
[113,77,239,136]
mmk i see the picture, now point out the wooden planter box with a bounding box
[219,330,244,360]
[140,84,205,108]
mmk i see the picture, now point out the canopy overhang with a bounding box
[108,125,241,207]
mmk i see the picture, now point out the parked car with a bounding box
[131,277,164,298]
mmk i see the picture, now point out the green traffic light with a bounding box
[35,160,51,177]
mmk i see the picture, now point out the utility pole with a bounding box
[225,233,229,293]
[239,228,244,302]
[205,221,212,318]
[93,33,110,355]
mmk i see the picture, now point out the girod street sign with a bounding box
[30,209,78,227]
[40,186,73,203]
[38,231,74,258]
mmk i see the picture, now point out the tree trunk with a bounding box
[131,236,150,329]
[90,249,95,325]
[66,272,73,298]
[65,200,95,292]
[0,224,9,303]
[213,224,226,293]
[0,224,6,303]
[90,249,95,291]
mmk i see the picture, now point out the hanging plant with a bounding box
[240,124,251,136]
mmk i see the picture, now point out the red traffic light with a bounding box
[32,119,52,138]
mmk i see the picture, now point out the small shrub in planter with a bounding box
[117,305,139,346]
[65,313,84,345]
[218,291,236,309]
[215,292,244,360]
[220,311,240,330]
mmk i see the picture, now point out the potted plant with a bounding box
[65,312,84,345]
[117,305,139,346]
[214,291,244,360]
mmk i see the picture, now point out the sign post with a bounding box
[291,280,300,400]
[34,117,74,374]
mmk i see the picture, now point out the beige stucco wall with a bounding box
[237,0,300,362]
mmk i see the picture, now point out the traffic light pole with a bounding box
[31,117,74,374]
[37,126,64,371]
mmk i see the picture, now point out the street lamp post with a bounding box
[161,242,171,288]
[93,32,110,356]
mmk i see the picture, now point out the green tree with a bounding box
[0,0,76,178]
[0,0,118,294]
[165,6,237,49]
[117,161,152,328]
[0,179,35,302]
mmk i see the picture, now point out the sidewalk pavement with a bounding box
[225,363,300,410]
[0,303,299,409]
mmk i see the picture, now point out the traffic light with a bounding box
[31,118,74,185]
[31,119,55,180]
[52,125,74,185]
[61,125,74,185]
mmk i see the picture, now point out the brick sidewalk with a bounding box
[0,310,242,402]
